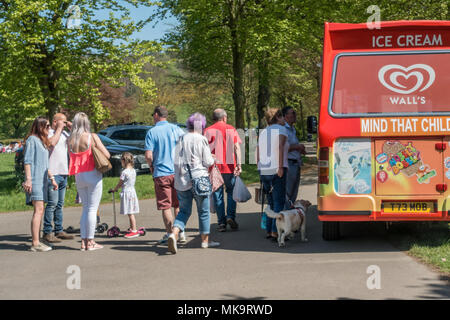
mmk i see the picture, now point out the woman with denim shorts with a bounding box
[23,117,59,252]
[167,112,218,254]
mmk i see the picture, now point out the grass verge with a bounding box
[387,222,450,276]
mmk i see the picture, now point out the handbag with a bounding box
[186,162,212,197]
[209,164,224,192]
[181,136,212,197]
[91,135,112,174]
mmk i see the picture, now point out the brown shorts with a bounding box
[153,175,179,210]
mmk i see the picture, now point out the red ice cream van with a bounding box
[308,21,450,240]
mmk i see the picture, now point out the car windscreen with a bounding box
[98,134,118,146]
[330,51,450,117]
[129,129,149,140]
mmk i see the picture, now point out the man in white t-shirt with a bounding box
[42,113,74,243]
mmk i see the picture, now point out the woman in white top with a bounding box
[167,113,218,254]
[257,108,288,240]
[68,112,110,251]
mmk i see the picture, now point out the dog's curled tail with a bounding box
[264,207,283,220]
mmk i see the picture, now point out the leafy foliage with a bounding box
[0,0,161,135]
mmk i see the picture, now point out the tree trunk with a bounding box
[232,50,245,129]
[228,0,245,130]
[12,119,24,139]
[299,99,306,140]
[256,60,270,130]
[36,58,59,122]
[231,38,245,128]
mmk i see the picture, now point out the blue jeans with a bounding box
[43,175,68,234]
[213,173,237,225]
[260,172,286,233]
[174,189,211,235]
[285,161,301,209]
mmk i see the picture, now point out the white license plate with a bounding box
[141,163,149,169]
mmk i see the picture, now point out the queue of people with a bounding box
[22,105,305,253]
[257,107,306,240]
[1,141,22,153]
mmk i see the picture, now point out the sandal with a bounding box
[87,242,104,251]
[80,239,87,251]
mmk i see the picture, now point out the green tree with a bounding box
[0,0,161,131]
[157,0,257,129]
[157,0,321,128]
[157,0,450,132]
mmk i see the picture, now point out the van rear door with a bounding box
[374,138,444,196]
[444,137,450,187]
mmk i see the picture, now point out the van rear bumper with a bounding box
[319,210,371,216]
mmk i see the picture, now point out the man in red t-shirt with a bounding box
[205,109,242,232]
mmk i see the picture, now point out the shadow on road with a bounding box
[221,294,266,300]
[0,234,30,251]
[414,276,450,299]
[0,234,80,251]
[208,205,400,255]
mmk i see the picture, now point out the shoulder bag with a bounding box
[181,136,212,197]
[209,164,224,192]
[91,134,112,174]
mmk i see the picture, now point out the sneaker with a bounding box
[226,218,239,230]
[217,224,227,232]
[201,241,220,249]
[124,230,140,239]
[167,234,177,254]
[158,233,169,244]
[43,233,62,243]
[55,231,74,240]
[178,231,187,244]
[30,242,52,252]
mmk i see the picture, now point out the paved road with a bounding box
[0,166,449,300]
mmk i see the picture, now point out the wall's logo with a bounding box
[378,64,435,94]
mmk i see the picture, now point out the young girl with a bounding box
[109,152,141,238]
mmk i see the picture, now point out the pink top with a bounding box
[69,134,95,175]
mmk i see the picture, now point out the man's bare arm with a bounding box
[145,150,154,174]
[234,142,242,176]
[49,121,65,148]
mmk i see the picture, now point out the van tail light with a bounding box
[435,143,447,151]
[318,147,329,184]
[436,184,448,193]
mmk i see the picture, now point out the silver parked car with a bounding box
[98,122,187,149]
[98,123,153,149]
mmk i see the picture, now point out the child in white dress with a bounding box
[109,152,141,238]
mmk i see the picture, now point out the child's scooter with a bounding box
[96,210,108,233]
[107,190,120,237]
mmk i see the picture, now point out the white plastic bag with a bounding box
[232,176,252,202]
